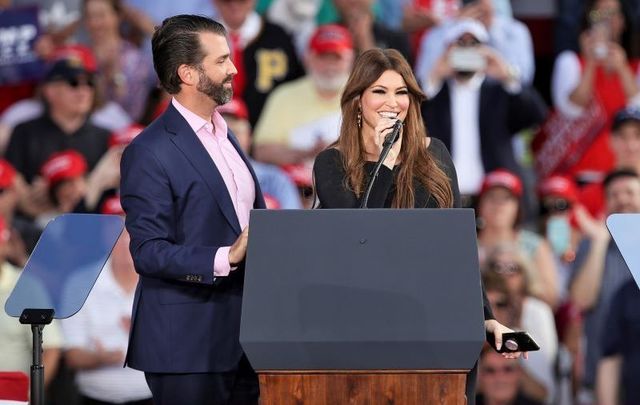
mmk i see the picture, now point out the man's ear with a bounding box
[177,64,196,87]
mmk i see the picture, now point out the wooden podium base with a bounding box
[258,370,467,405]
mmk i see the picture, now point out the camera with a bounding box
[448,47,486,72]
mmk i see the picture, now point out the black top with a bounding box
[421,78,547,175]
[601,279,640,405]
[242,19,305,127]
[5,113,110,183]
[312,137,494,321]
[313,137,460,209]
[475,392,544,405]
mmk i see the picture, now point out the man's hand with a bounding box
[228,226,249,267]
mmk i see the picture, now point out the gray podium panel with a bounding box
[240,209,485,371]
[607,213,640,289]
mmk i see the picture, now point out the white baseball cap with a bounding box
[444,18,489,45]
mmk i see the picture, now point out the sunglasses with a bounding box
[482,365,517,375]
[455,38,481,47]
[540,198,571,215]
[493,299,510,309]
[63,75,95,88]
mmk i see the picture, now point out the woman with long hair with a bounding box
[313,47,523,404]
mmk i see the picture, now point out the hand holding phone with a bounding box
[486,331,540,353]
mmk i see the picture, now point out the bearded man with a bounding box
[119,15,265,405]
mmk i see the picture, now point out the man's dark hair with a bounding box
[603,168,640,191]
[151,15,226,94]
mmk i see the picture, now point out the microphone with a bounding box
[360,119,402,208]
[382,119,403,148]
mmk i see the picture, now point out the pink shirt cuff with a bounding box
[214,246,232,277]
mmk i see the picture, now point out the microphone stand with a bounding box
[360,120,402,208]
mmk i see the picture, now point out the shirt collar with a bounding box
[450,73,485,91]
[172,98,229,139]
[172,98,210,134]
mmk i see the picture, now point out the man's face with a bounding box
[606,176,640,214]
[333,0,372,15]
[479,350,520,403]
[214,0,255,30]
[306,50,353,92]
[611,122,640,169]
[42,74,95,118]
[193,32,237,105]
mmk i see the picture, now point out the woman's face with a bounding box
[479,187,519,230]
[590,0,625,41]
[359,69,410,136]
[492,262,525,297]
[84,0,120,40]
[55,177,87,213]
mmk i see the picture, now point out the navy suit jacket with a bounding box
[421,78,548,174]
[120,103,265,373]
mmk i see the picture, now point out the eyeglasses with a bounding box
[489,262,522,276]
[589,7,621,24]
[482,365,517,375]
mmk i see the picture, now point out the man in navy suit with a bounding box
[120,15,265,404]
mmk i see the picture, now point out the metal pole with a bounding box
[30,324,44,405]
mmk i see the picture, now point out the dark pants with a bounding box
[82,396,153,405]
[144,355,259,405]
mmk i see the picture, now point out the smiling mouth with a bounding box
[378,111,399,119]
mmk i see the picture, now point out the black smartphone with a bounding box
[486,331,540,353]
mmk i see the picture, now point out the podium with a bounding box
[240,209,486,404]
[607,214,640,289]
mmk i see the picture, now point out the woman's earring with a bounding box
[357,109,362,128]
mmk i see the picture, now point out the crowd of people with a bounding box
[1,0,640,404]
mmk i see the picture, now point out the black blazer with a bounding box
[421,78,548,174]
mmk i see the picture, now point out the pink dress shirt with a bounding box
[172,98,256,277]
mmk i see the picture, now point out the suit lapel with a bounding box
[163,104,242,235]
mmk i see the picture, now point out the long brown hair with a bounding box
[336,48,453,208]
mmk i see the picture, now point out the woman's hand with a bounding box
[485,319,528,359]
[373,117,403,168]
[605,42,629,73]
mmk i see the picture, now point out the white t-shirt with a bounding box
[61,264,151,403]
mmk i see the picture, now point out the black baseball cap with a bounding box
[43,46,97,83]
[612,107,640,132]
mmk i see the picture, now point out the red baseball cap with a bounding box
[538,175,578,203]
[480,169,523,197]
[101,195,124,215]
[40,150,88,186]
[50,45,98,72]
[45,45,98,83]
[217,98,249,121]
[109,124,144,148]
[0,159,17,189]
[281,163,313,187]
[309,24,353,54]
